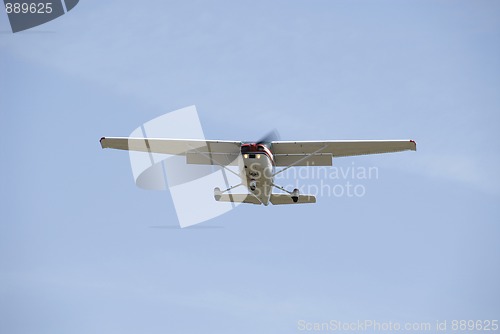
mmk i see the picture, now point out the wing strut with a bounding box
[272,183,293,195]
[187,144,242,179]
[272,144,328,177]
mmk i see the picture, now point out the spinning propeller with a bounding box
[256,129,281,145]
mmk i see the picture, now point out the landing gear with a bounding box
[249,179,257,191]
[272,183,300,203]
[214,184,242,201]
[291,188,299,203]
[214,187,222,201]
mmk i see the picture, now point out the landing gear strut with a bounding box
[214,183,242,201]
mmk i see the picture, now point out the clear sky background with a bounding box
[1,1,499,333]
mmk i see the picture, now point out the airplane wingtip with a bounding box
[410,139,417,151]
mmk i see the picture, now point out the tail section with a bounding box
[270,194,316,205]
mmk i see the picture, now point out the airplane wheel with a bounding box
[291,188,299,203]
[214,187,222,201]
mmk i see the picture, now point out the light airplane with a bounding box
[100,137,416,205]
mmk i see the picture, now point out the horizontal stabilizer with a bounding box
[215,194,261,205]
[270,194,316,205]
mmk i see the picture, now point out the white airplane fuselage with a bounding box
[240,143,275,205]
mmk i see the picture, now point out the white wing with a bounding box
[100,137,416,166]
[100,137,241,155]
[271,140,416,157]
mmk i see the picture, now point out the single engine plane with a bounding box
[100,136,416,205]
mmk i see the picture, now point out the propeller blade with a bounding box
[257,129,281,144]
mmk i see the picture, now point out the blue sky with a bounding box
[1,1,499,333]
